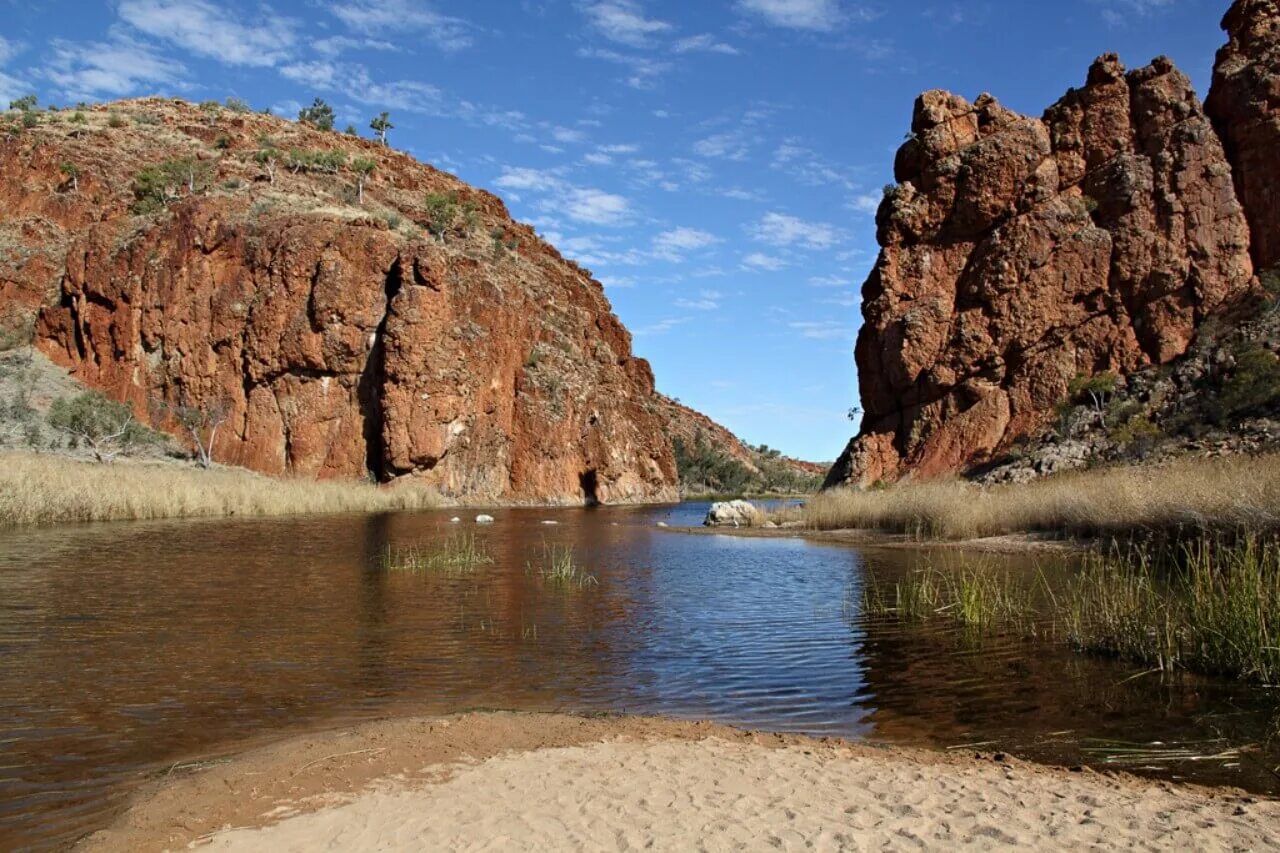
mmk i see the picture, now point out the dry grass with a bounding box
[0,452,443,526]
[798,454,1280,540]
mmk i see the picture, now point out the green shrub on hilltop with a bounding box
[131,158,215,213]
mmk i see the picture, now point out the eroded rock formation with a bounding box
[1,99,677,504]
[827,50,1258,488]
[1207,0,1280,272]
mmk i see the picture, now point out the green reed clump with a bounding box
[381,533,493,575]
[861,560,1039,634]
[1066,537,1280,683]
[527,544,598,589]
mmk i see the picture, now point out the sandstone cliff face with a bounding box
[1,99,677,505]
[1207,0,1280,273]
[827,53,1256,488]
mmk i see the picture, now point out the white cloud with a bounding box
[849,193,880,214]
[1093,0,1175,26]
[279,61,442,112]
[313,35,398,57]
[46,35,187,99]
[653,227,719,259]
[493,167,633,227]
[674,34,740,55]
[581,0,672,47]
[493,166,567,194]
[693,131,754,161]
[634,317,690,336]
[789,320,850,339]
[0,37,20,66]
[330,0,473,51]
[565,187,632,226]
[551,125,588,144]
[676,289,723,310]
[584,152,614,166]
[809,275,852,288]
[750,212,841,250]
[598,275,637,289]
[737,0,847,30]
[742,252,788,271]
[578,47,672,89]
[118,0,296,67]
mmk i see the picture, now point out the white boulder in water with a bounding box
[704,500,762,528]
[476,514,495,524]
[450,517,462,524]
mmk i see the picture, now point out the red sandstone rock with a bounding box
[1,99,677,504]
[828,54,1255,488]
[1206,0,1280,273]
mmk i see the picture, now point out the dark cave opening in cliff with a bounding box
[359,259,404,482]
[580,470,600,507]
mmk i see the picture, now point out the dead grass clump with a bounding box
[802,455,1280,540]
[0,452,442,526]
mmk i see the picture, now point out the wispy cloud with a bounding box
[118,0,297,67]
[577,47,672,89]
[737,0,850,31]
[581,0,673,47]
[848,192,880,214]
[279,60,442,112]
[675,289,723,310]
[742,252,788,271]
[789,319,851,339]
[330,0,474,51]
[750,212,842,249]
[653,227,719,260]
[493,167,633,227]
[1091,0,1175,26]
[46,34,187,99]
[674,34,740,55]
[634,317,690,336]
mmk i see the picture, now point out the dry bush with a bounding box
[0,452,442,526]
[800,455,1280,540]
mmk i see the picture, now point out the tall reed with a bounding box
[1066,537,1280,683]
[802,454,1280,540]
[381,533,493,575]
[0,452,442,526]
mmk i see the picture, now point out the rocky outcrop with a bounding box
[1207,0,1280,273]
[827,53,1256,488]
[1,99,677,504]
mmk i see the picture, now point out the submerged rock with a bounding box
[475,514,495,524]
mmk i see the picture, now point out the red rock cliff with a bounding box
[827,52,1256,488]
[0,99,677,505]
[1207,0,1280,272]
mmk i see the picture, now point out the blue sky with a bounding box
[0,0,1234,460]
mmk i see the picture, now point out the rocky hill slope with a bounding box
[0,98,678,504]
[655,394,826,495]
[828,0,1279,488]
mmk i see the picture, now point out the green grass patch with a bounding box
[527,544,598,589]
[381,533,493,575]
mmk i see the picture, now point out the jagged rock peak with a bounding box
[826,52,1255,489]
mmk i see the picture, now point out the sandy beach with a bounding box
[81,712,1278,851]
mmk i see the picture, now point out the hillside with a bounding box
[0,97,682,505]
[654,393,826,495]
[827,0,1280,488]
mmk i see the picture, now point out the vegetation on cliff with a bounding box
[0,95,680,505]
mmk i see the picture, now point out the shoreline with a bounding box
[80,711,1277,852]
[670,524,1085,554]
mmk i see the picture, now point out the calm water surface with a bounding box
[1,502,1278,849]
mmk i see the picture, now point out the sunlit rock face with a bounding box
[1207,0,1280,273]
[2,98,677,504]
[827,53,1256,488]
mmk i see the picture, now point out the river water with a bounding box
[1,502,1277,849]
